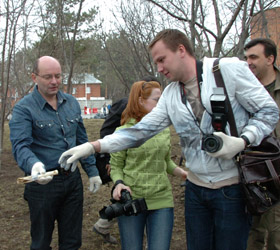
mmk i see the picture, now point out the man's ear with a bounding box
[177,44,188,58]
[178,44,187,58]
[267,55,275,66]
[31,73,37,83]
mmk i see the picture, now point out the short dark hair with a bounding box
[148,29,194,57]
[244,38,277,64]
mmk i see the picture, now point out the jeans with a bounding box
[118,207,174,250]
[185,181,251,250]
[24,169,83,250]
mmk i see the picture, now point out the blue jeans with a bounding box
[185,181,251,250]
[24,169,83,250]
[118,207,174,250]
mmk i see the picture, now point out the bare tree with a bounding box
[54,0,85,94]
[97,0,279,101]
[0,0,29,170]
[99,0,170,100]
[144,0,279,57]
[145,0,247,56]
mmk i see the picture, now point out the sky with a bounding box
[0,0,119,48]
[83,0,117,31]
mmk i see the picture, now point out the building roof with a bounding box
[64,73,102,85]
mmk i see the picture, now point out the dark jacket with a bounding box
[266,66,280,138]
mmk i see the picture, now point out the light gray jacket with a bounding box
[100,57,279,183]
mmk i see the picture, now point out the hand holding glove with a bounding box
[89,176,102,193]
[207,132,245,160]
[58,142,95,172]
[31,162,53,185]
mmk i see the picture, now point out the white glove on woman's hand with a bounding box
[31,162,53,185]
[58,142,95,172]
[207,132,245,160]
[89,176,102,193]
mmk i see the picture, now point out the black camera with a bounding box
[99,189,147,221]
[202,134,223,153]
[202,87,228,153]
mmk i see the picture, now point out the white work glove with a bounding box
[58,142,95,172]
[31,162,53,185]
[59,158,79,172]
[207,132,245,160]
[89,176,102,193]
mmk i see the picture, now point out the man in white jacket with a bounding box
[59,29,279,250]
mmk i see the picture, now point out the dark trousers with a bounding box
[247,203,280,250]
[24,169,83,250]
[185,181,251,250]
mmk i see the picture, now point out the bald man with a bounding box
[9,56,102,250]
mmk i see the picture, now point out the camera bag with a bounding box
[213,58,280,215]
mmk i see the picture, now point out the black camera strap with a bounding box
[212,59,238,137]
[180,60,203,105]
[196,60,203,85]
[179,60,207,135]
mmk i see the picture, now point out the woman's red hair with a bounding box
[121,81,161,125]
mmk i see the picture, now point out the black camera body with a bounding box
[99,189,147,221]
[201,87,228,153]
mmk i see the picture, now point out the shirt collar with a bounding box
[32,85,66,110]
[273,66,280,91]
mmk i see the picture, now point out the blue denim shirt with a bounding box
[9,86,98,177]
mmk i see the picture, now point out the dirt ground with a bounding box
[0,119,186,250]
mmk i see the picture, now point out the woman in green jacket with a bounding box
[110,80,187,250]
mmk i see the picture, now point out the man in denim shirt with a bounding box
[9,56,102,250]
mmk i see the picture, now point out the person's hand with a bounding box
[89,176,102,193]
[31,162,53,185]
[58,142,95,172]
[173,167,188,180]
[207,132,245,160]
[105,164,111,176]
[112,183,132,201]
[59,158,79,172]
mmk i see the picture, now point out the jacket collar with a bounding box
[273,66,280,92]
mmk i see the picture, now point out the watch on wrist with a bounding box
[241,135,251,147]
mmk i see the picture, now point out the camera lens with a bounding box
[202,134,223,153]
[103,202,124,220]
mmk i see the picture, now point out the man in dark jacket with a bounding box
[93,97,128,244]
[245,38,280,250]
